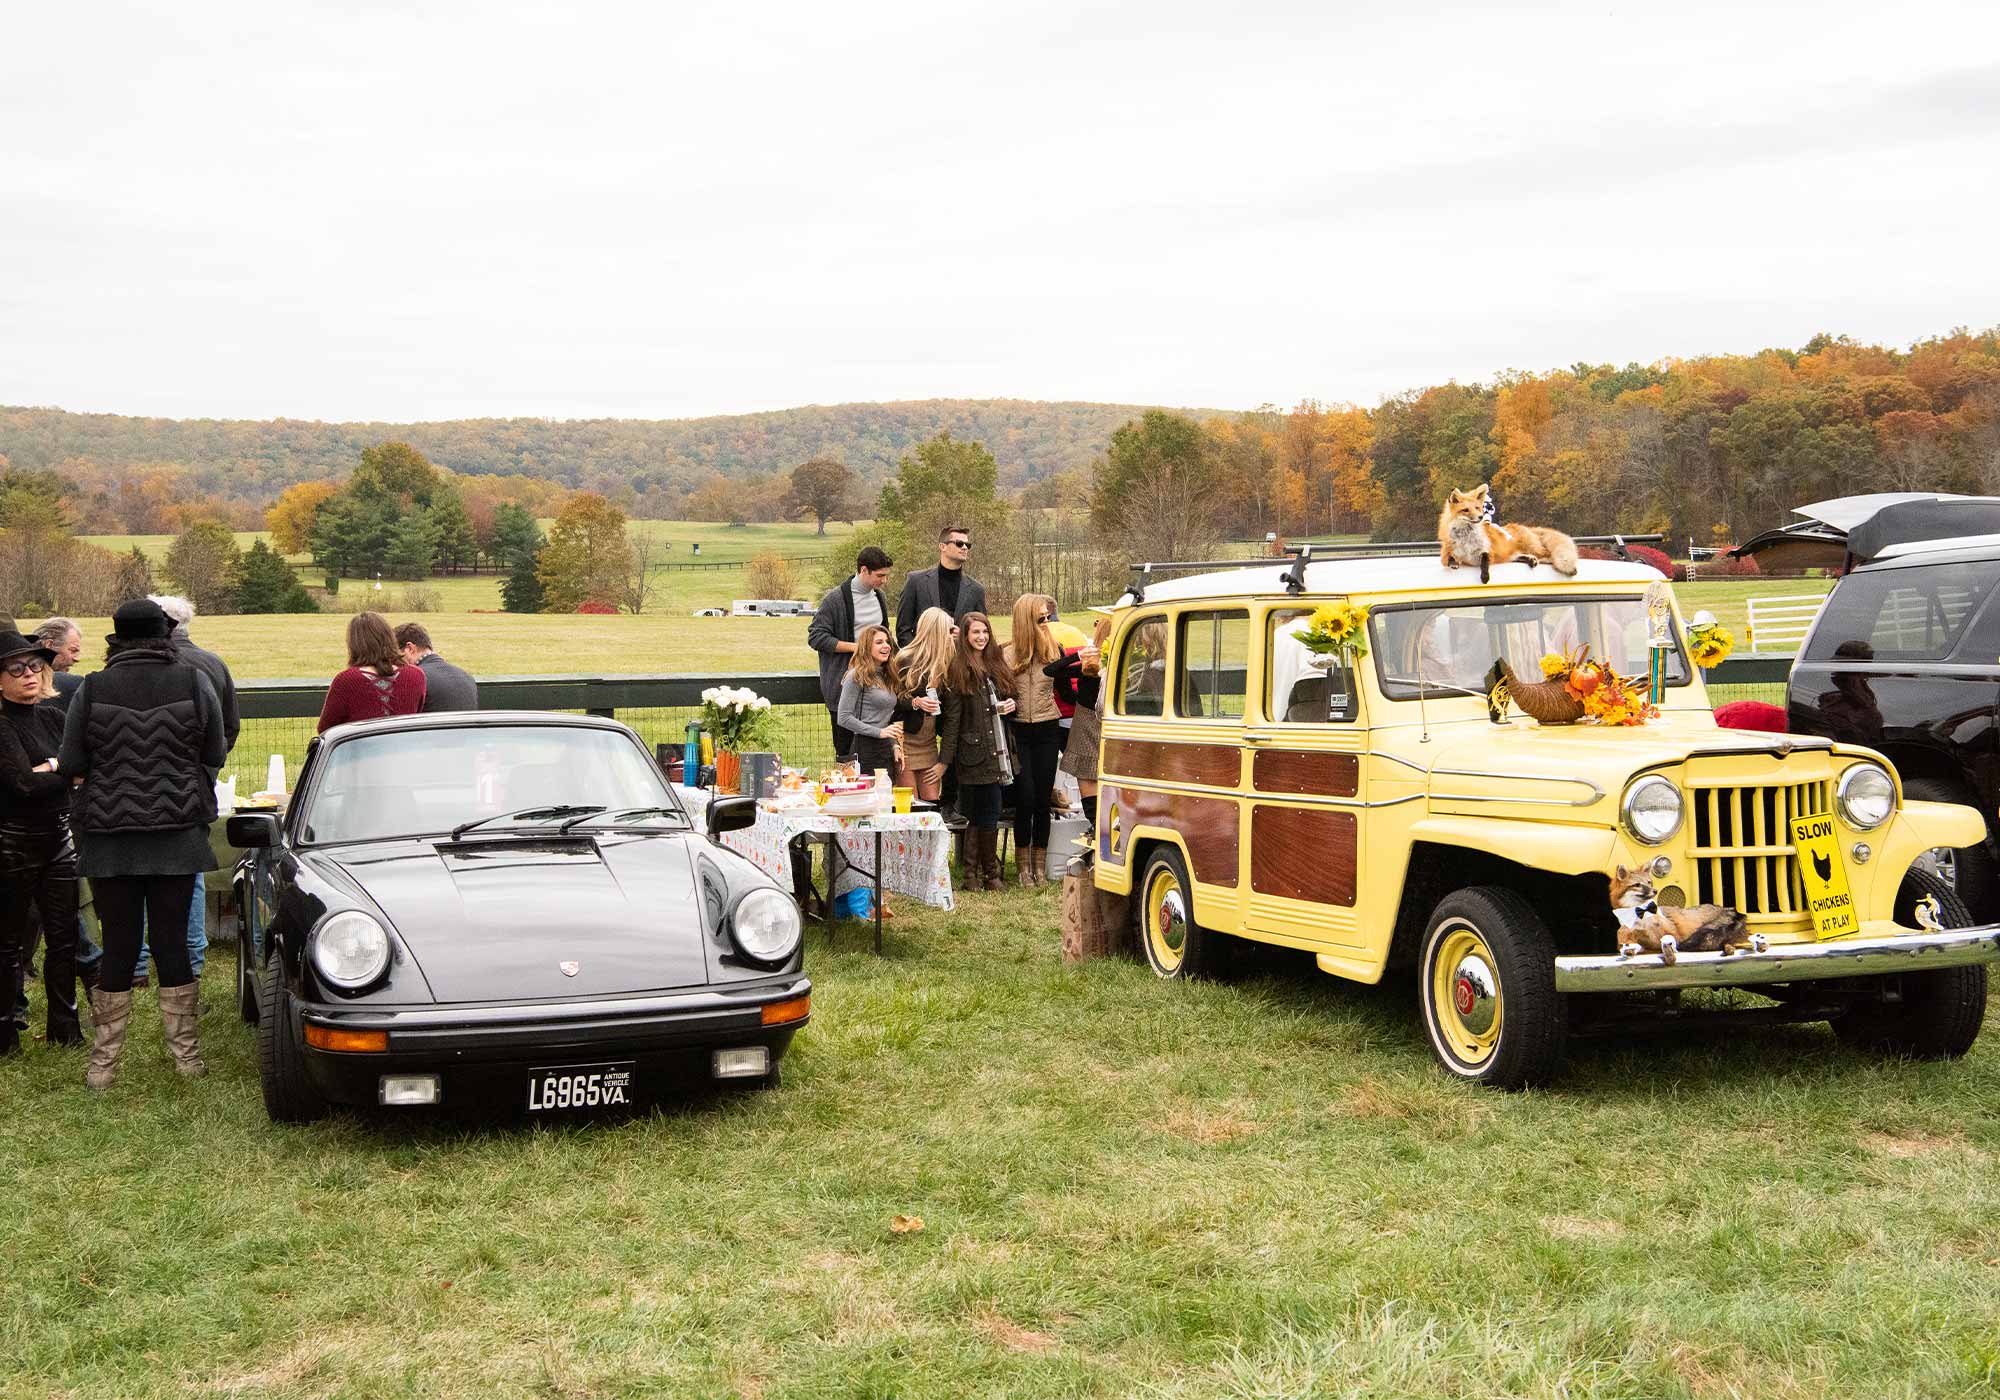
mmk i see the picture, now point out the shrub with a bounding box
[746,552,798,600]
[575,600,617,615]
[322,585,444,614]
[1699,554,1762,578]
[1626,544,1672,578]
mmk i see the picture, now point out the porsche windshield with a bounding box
[1371,594,1691,700]
[301,725,683,845]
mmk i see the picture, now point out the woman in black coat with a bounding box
[59,599,228,1089]
[0,630,81,1051]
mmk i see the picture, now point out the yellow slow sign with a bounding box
[1791,812,1858,939]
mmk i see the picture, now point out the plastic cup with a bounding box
[892,786,913,814]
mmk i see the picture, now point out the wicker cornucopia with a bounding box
[1485,654,1587,725]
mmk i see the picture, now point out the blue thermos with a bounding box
[683,721,703,789]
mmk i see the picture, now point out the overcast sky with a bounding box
[7,1,1999,423]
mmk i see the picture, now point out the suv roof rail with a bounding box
[1122,535,1666,603]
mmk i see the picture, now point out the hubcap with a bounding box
[1146,867,1188,973]
[1918,845,1959,890]
[1430,924,1504,1066]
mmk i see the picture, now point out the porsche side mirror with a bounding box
[227,813,282,849]
[707,795,758,838]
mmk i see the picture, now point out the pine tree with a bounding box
[383,511,439,580]
[502,551,546,613]
[234,540,317,613]
[114,546,154,604]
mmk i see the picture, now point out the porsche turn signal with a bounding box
[760,994,811,1026]
[304,1024,389,1052]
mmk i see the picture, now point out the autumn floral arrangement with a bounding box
[1487,645,1658,727]
[1297,601,1372,664]
[1685,611,1734,669]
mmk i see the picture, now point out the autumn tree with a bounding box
[114,546,154,604]
[536,493,635,612]
[265,479,339,554]
[1091,411,1225,563]
[745,552,798,599]
[783,457,855,535]
[877,431,1000,526]
[163,521,243,615]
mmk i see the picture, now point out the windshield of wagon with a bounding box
[299,725,685,845]
[1370,594,1692,701]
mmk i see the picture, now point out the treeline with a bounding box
[0,399,1166,528]
[1121,328,2000,545]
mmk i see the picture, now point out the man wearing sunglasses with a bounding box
[894,526,987,648]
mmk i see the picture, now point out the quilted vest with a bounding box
[73,652,215,833]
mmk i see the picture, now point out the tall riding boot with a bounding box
[976,830,1002,892]
[1032,846,1050,887]
[157,983,208,1078]
[85,988,133,1089]
[1018,839,1038,888]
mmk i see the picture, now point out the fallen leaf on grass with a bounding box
[890,1214,925,1234]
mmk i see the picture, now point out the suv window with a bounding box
[1175,611,1248,719]
[1371,595,1689,699]
[1269,608,1358,722]
[1116,615,1171,717]
[1804,559,2000,663]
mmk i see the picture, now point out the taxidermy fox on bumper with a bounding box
[1439,484,1579,583]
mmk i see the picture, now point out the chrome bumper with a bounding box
[1554,925,2000,993]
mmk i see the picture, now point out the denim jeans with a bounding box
[132,877,207,982]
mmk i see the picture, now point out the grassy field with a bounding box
[6,896,2000,1397]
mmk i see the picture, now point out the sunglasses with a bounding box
[948,539,971,550]
[1,659,40,678]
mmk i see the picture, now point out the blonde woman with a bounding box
[894,607,955,802]
[1001,593,1064,886]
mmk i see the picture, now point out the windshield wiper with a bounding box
[558,805,685,833]
[450,805,604,841]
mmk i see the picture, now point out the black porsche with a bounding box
[229,711,808,1122]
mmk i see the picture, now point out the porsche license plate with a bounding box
[526,1061,635,1112]
[1791,813,1859,940]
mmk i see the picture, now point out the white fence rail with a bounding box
[1746,595,1826,653]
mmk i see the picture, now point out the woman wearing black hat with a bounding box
[0,629,82,1052]
[58,599,228,1088]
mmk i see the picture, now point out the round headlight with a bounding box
[1838,764,1896,830]
[310,911,391,990]
[729,888,802,967]
[1621,776,1684,845]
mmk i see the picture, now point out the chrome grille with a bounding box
[1690,777,1832,924]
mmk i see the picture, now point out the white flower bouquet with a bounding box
[698,685,778,751]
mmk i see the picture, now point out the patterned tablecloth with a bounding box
[710,802,956,912]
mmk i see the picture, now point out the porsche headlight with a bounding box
[310,911,391,990]
[1621,776,1684,845]
[728,888,802,967]
[1838,764,1896,831]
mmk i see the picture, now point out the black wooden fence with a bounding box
[222,658,1791,791]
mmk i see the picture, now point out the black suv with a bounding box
[1787,539,2000,918]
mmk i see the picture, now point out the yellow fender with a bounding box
[1404,816,1619,876]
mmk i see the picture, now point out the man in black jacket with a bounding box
[895,525,986,646]
[807,546,893,759]
[394,622,480,711]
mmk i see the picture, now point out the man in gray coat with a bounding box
[807,546,892,760]
[395,622,480,711]
[895,525,985,646]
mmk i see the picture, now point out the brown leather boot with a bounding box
[85,988,133,1090]
[978,830,1004,892]
[157,983,208,1078]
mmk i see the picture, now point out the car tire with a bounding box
[1418,886,1567,1089]
[1136,846,1227,980]
[1902,777,1997,921]
[1832,867,1988,1059]
[755,1065,783,1092]
[257,955,331,1124]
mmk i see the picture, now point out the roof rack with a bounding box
[1122,535,1664,604]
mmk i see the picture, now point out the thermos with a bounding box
[683,721,703,790]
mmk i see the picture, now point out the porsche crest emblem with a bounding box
[559,961,580,977]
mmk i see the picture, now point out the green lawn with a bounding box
[6,901,1999,1397]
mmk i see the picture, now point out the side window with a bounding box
[1268,609,1358,722]
[1116,615,1171,717]
[1175,611,1248,719]
[1804,561,2000,663]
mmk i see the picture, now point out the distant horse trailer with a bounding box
[730,599,812,618]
